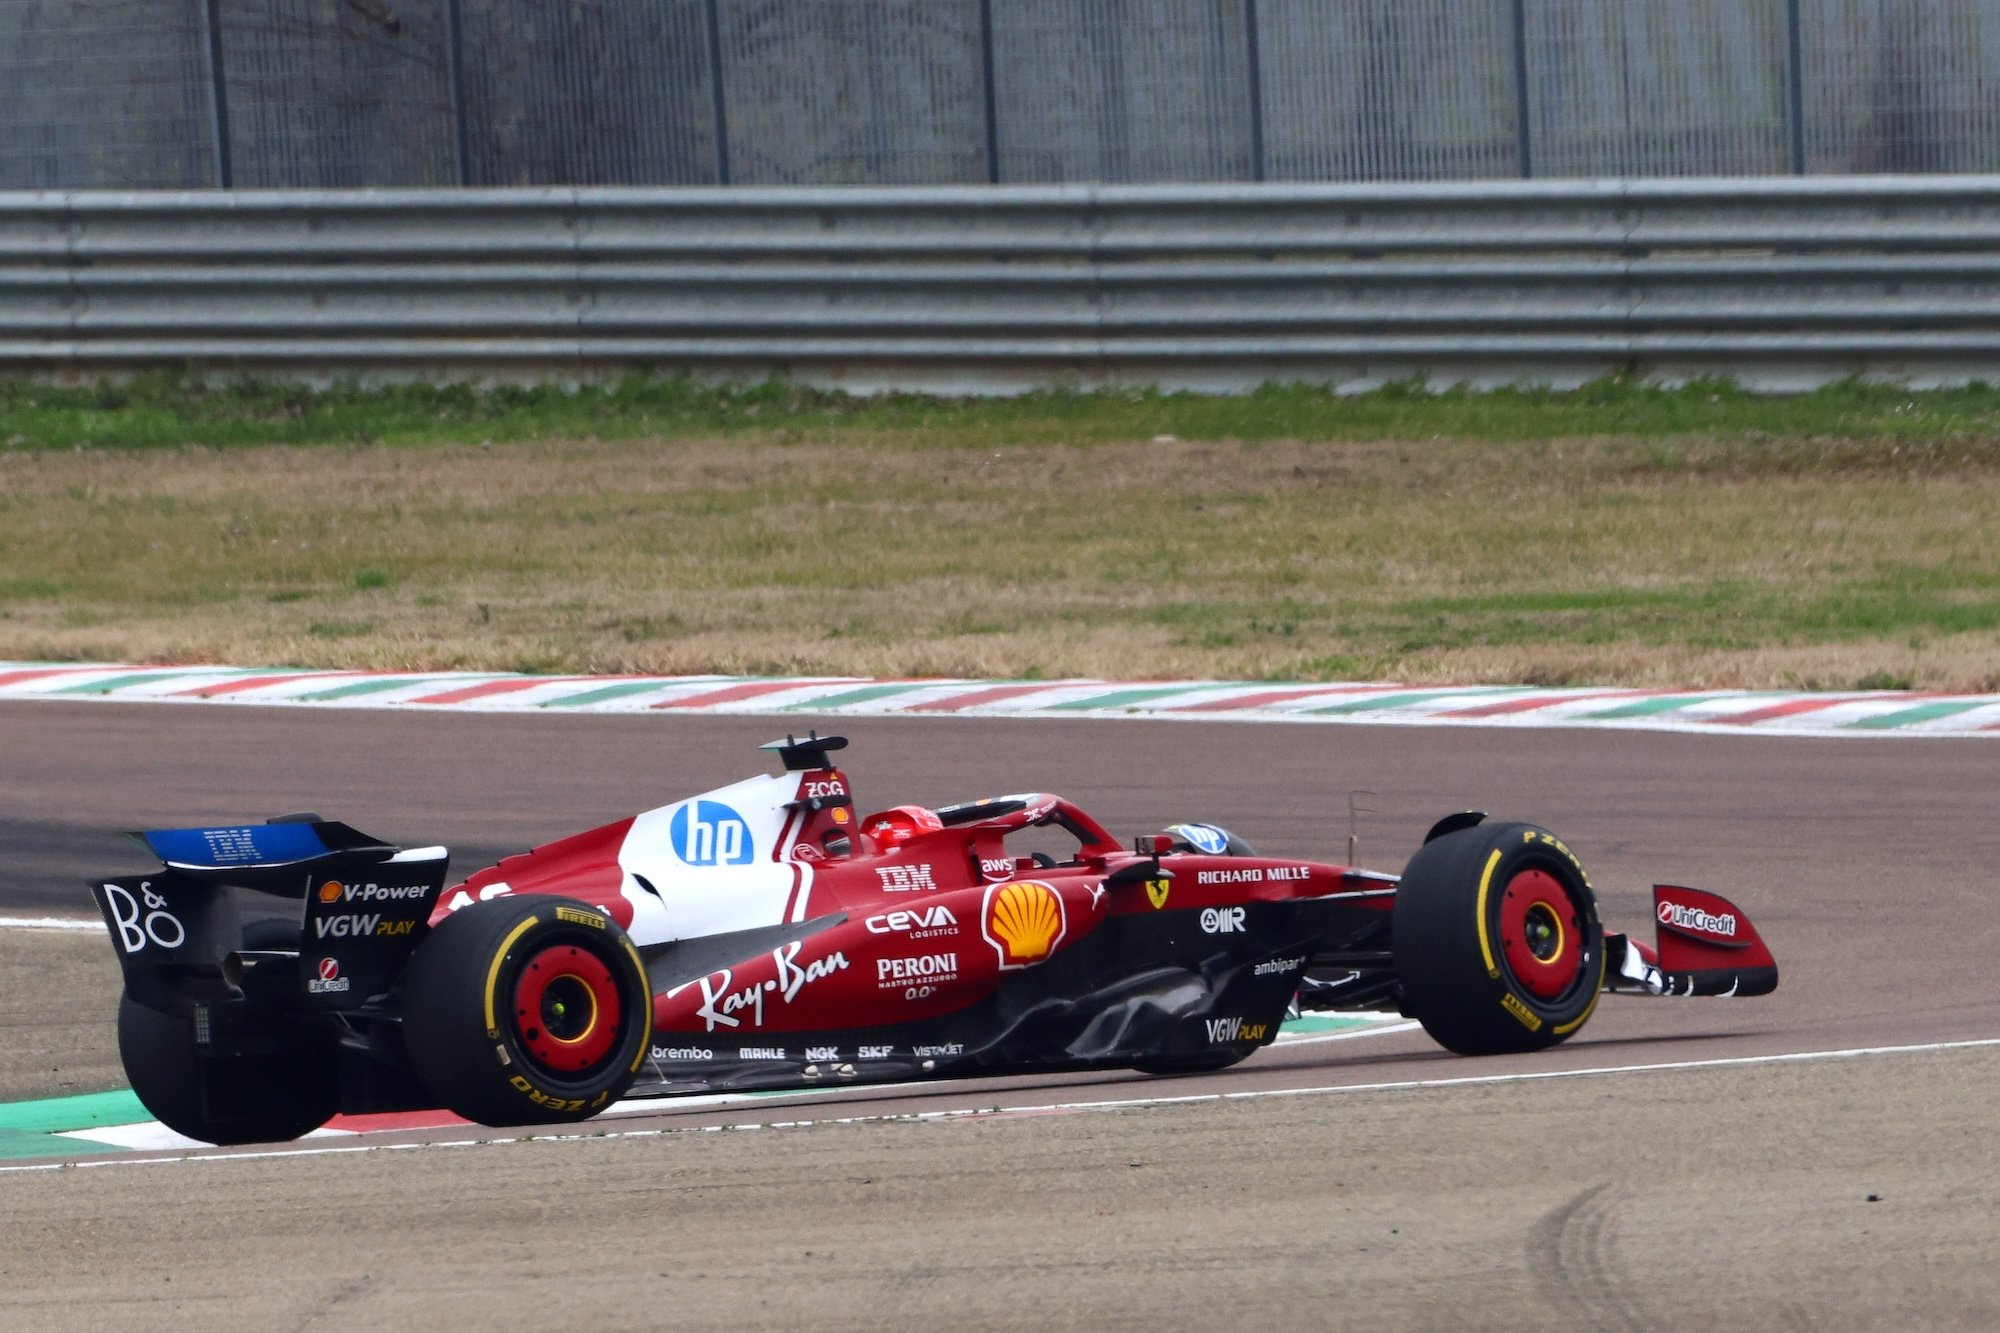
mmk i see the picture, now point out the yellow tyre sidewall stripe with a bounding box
[483,917,541,1037]
[1475,848,1503,979]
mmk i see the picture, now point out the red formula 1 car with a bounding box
[92,734,1777,1145]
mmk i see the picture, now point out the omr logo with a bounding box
[670,801,753,866]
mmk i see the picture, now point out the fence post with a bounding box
[1510,0,1532,178]
[444,0,469,186]
[1785,0,1806,174]
[979,0,1002,183]
[201,0,232,188]
[1243,0,1266,182]
[704,0,732,184]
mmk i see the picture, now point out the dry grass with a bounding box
[4,431,2000,690]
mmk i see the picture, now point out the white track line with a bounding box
[50,1020,1409,1151]
[8,1035,1995,1175]
[0,917,101,932]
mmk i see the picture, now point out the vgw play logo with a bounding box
[670,800,754,866]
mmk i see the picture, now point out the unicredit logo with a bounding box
[1659,901,1736,937]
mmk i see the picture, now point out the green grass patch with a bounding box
[9,373,2000,453]
[5,385,2000,691]
[306,619,378,640]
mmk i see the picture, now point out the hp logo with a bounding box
[669,800,753,866]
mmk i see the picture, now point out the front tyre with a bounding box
[117,993,338,1145]
[402,897,651,1128]
[1393,822,1605,1056]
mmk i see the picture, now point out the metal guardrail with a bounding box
[6,177,2000,389]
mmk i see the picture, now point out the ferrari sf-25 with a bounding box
[92,734,1777,1145]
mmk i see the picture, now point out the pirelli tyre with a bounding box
[117,993,338,1146]
[1392,822,1605,1056]
[402,896,652,1128]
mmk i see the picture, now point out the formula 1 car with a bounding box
[91,734,1777,1145]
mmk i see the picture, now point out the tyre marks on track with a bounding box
[1531,1181,1649,1333]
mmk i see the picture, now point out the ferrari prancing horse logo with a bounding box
[1145,878,1170,909]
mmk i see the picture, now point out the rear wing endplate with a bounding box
[93,820,450,1011]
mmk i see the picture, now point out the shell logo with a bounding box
[318,881,344,904]
[982,880,1066,970]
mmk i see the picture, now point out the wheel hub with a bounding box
[1498,868,1582,1000]
[512,943,622,1073]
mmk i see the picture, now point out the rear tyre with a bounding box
[117,993,338,1145]
[1393,822,1605,1056]
[401,897,651,1128]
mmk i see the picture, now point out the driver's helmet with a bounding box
[863,804,943,847]
[1159,822,1257,857]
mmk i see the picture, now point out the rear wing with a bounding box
[131,820,423,894]
[90,820,449,1012]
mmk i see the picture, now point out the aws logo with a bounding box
[669,801,753,866]
[982,880,1066,969]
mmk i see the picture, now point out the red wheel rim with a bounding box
[512,944,621,1073]
[1498,868,1582,999]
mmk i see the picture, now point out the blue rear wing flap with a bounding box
[130,820,409,895]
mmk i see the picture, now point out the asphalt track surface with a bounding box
[3,700,1998,1329]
